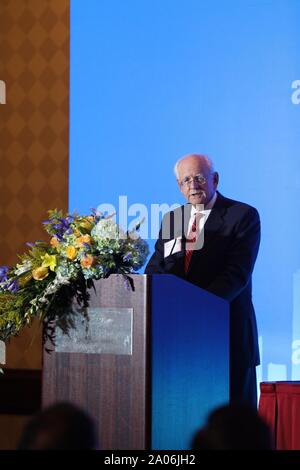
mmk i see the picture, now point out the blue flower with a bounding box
[0,266,9,283]
[91,208,105,221]
[7,279,19,293]
[123,252,132,262]
[0,270,19,292]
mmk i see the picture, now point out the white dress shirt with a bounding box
[164,192,217,258]
[187,191,217,234]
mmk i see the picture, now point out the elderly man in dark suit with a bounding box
[145,154,261,407]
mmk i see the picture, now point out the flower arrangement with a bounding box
[0,209,149,344]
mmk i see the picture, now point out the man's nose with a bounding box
[190,177,199,189]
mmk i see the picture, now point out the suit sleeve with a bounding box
[144,237,165,274]
[144,211,174,274]
[206,207,261,302]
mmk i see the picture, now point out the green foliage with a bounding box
[0,209,149,344]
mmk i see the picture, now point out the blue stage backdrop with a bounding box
[69,0,300,401]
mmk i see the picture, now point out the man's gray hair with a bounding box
[174,154,215,179]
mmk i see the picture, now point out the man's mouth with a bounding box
[190,191,203,197]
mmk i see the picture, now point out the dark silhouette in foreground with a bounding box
[191,403,272,450]
[18,402,98,450]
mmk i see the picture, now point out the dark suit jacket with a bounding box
[145,191,260,370]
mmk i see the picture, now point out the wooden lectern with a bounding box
[42,274,229,450]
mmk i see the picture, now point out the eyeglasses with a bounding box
[180,173,207,188]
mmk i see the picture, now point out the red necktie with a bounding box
[184,212,202,273]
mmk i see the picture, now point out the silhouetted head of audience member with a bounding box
[18,402,98,450]
[191,403,273,450]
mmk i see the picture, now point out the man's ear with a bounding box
[213,172,219,188]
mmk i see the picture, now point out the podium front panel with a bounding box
[151,274,229,450]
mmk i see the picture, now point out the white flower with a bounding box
[15,260,32,276]
[91,219,126,241]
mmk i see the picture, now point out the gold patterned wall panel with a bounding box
[0,0,70,369]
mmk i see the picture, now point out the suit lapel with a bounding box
[166,193,227,274]
[183,192,226,247]
[202,194,226,246]
[187,192,226,273]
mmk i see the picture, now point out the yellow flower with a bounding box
[80,254,94,268]
[50,237,59,249]
[42,254,57,272]
[66,245,77,260]
[79,218,93,231]
[32,266,49,280]
[75,234,92,247]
